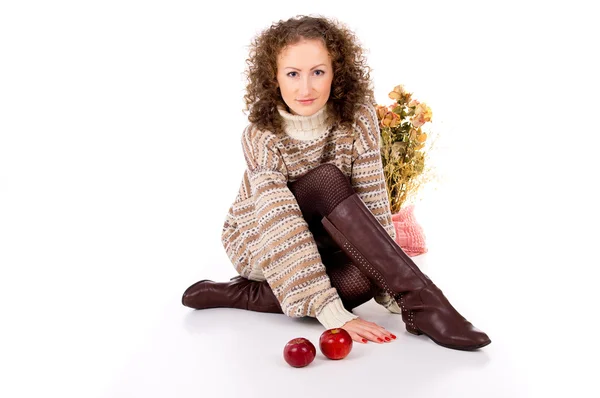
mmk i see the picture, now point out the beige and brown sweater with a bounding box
[220,102,402,330]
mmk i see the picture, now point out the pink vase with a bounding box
[392,204,428,257]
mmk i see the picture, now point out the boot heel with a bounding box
[406,325,423,335]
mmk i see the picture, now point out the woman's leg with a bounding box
[287,164,377,310]
[182,163,375,313]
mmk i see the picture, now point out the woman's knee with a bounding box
[312,163,343,176]
[306,163,351,186]
[289,163,355,218]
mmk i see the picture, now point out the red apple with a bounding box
[283,337,316,368]
[319,328,353,360]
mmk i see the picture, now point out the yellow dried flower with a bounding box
[376,84,438,212]
[409,129,417,141]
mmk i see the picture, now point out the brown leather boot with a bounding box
[321,193,491,351]
[181,276,283,314]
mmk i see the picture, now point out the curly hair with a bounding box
[242,15,376,135]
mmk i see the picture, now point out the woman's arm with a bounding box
[242,124,360,329]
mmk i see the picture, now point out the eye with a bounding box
[286,70,326,78]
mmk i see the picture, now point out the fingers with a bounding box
[358,319,396,344]
[342,319,398,344]
[360,329,390,344]
[345,330,368,344]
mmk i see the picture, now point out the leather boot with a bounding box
[321,193,491,351]
[181,276,283,314]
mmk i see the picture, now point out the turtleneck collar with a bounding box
[277,103,331,141]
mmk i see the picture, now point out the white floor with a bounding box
[109,252,527,398]
[2,193,597,398]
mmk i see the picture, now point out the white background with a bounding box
[1,1,598,397]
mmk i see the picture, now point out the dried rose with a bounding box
[411,103,432,128]
[376,105,388,121]
[381,111,401,128]
[390,112,401,127]
[388,84,406,100]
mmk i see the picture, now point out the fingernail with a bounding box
[362,338,368,343]
[391,334,397,339]
[385,337,391,341]
[377,338,384,342]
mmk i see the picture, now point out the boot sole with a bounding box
[407,327,492,351]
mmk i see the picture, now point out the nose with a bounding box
[300,76,312,97]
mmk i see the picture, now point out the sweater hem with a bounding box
[316,298,359,329]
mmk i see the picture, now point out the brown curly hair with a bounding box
[242,15,375,135]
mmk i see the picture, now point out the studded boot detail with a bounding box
[321,193,491,350]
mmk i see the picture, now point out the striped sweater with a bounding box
[220,102,402,329]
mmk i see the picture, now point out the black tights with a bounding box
[287,164,376,310]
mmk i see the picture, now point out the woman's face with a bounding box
[275,39,333,116]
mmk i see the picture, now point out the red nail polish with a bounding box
[362,338,368,343]
[385,337,391,341]
[377,338,383,342]
[391,334,397,339]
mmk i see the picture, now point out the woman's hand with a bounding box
[341,318,397,344]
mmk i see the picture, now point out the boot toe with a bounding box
[454,326,491,349]
[181,280,212,307]
[471,329,491,348]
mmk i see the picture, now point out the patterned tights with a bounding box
[287,164,376,310]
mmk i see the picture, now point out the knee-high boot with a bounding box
[321,193,491,350]
[182,276,283,314]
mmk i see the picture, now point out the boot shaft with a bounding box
[322,194,431,296]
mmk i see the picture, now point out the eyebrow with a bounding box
[284,64,327,71]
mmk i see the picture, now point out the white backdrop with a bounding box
[1,1,598,397]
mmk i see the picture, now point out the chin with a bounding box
[289,101,325,116]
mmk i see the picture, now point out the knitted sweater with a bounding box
[220,102,402,329]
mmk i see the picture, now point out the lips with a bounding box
[297,99,315,104]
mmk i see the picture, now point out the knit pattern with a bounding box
[220,103,400,327]
[392,204,428,257]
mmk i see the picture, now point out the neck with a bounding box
[277,103,330,141]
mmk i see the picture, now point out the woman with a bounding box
[182,15,491,351]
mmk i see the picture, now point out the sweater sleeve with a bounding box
[241,125,359,328]
[350,103,402,314]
